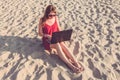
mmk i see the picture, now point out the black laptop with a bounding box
[51,29,73,44]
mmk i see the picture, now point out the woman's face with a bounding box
[48,12,56,19]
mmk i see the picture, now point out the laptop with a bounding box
[51,29,73,44]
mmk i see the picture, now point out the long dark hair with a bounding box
[41,5,56,24]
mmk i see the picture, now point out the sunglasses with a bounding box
[48,14,57,17]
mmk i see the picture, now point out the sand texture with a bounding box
[0,0,120,80]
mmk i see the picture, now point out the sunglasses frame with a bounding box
[48,14,57,17]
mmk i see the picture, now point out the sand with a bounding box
[0,0,120,80]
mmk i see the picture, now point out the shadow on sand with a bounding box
[0,35,64,63]
[0,36,44,58]
[0,35,72,80]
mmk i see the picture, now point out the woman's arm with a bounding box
[56,17,61,31]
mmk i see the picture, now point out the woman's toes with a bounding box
[80,67,84,71]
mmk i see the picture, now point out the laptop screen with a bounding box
[51,29,73,44]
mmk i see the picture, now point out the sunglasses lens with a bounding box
[49,14,56,17]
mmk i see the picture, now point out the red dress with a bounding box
[42,17,59,50]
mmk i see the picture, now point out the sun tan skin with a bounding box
[39,12,84,73]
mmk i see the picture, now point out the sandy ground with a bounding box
[0,0,120,80]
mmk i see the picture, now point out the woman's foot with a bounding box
[72,65,84,73]
[69,64,80,73]
[69,59,84,73]
[76,62,84,72]
[67,62,83,73]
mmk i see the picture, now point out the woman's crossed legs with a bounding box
[50,42,84,73]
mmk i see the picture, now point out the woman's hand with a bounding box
[44,34,52,40]
[44,34,52,43]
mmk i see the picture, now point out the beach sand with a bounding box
[0,0,120,80]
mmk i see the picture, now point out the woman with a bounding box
[38,5,84,73]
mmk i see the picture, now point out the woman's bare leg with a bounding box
[50,43,79,72]
[59,42,77,61]
[59,42,84,71]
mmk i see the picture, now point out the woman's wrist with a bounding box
[43,34,48,37]
[43,34,46,37]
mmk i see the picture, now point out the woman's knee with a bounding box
[50,43,59,48]
[50,43,62,52]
